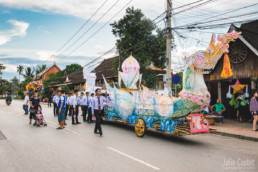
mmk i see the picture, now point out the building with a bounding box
[205,20,258,119]
[35,63,61,84]
[50,71,86,94]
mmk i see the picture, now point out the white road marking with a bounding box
[44,120,81,136]
[107,147,160,171]
[10,113,81,136]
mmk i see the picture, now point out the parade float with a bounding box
[103,31,240,137]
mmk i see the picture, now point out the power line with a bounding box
[43,1,108,64]
[155,0,219,24]
[57,0,121,59]
[62,0,132,61]
[56,0,108,53]
[173,11,258,30]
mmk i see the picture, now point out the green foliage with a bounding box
[17,65,24,75]
[17,78,32,99]
[0,64,6,75]
[110,7,175,88]
[35,64,47,76]
[142,69,158,88]
[11,76,19,95]
[61,85,69,93]
[23,67,35,80]
[0,78,11,95]
[63,63,83,73]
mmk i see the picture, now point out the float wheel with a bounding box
[135,118,146,137]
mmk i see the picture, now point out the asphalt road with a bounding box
[0,100,257,172]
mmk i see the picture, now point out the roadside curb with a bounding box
[211,130,258,142]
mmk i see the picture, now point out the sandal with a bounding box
[56,127,63,130]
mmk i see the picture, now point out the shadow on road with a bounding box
[103,120,205,146]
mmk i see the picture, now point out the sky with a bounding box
[0,0,257,80]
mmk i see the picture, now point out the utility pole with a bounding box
[166,0,172,95]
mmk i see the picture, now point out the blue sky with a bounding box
[0,0,257,80]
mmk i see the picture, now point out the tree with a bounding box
[63,63,83,73]
[61,85,69,93]
[110,7,174,88]
[23,67,35,80]
[0,64,6,75]
[0,79,12,95]
[17,65,24,84]
[11,76,19,95]
[17,78,32,99]
[34,64,47,76]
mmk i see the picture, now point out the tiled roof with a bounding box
[36,63,60,79]
[92,57,117,80]
[65,71,86,84]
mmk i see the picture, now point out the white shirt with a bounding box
[53,95,59,104]
[70,95,77,108]
[67,97,70,104]
[88,97,94,108]
[24,95,29,105]
[81,95,90,106]
[77,96,81,105]
[91,96,107,114]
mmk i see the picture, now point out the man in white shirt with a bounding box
[53,94,59,117]
[71,89,81,125]
[67,92,72,116]
[81,92,90,122]
[23,92,29,115]
[92,89,106,136]
[65,92,69,120]
[87,93,94,124]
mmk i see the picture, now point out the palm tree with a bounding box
[0,63,6,75]
[23,67,35,80]
[17,65,24,83]
[35,64,47,76]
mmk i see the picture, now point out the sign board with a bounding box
[172,74,180,84]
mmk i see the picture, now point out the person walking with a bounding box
[29,92,41,125]
[80,92,84,116]
[23,92,29,115]
[48,94,52,108]
[250,91,258,131]
[92,89,106,136]
[81,92,90,122]
[76,91,82,123]
[70,90,81,125]
[65,92,69,120]
[57,90,66,129]
[68,92,72,116]
[53,94,59,116]
[87,93,94,124]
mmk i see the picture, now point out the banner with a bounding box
[85,73,96,93]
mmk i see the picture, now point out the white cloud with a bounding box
[0,19,29,45]
[0,0,255,22]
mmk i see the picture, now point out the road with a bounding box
[0,100,257,172]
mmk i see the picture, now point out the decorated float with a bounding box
[103,31,240,137]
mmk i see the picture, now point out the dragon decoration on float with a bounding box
[103,31,240,129]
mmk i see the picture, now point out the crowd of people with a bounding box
[22,89,108,136]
